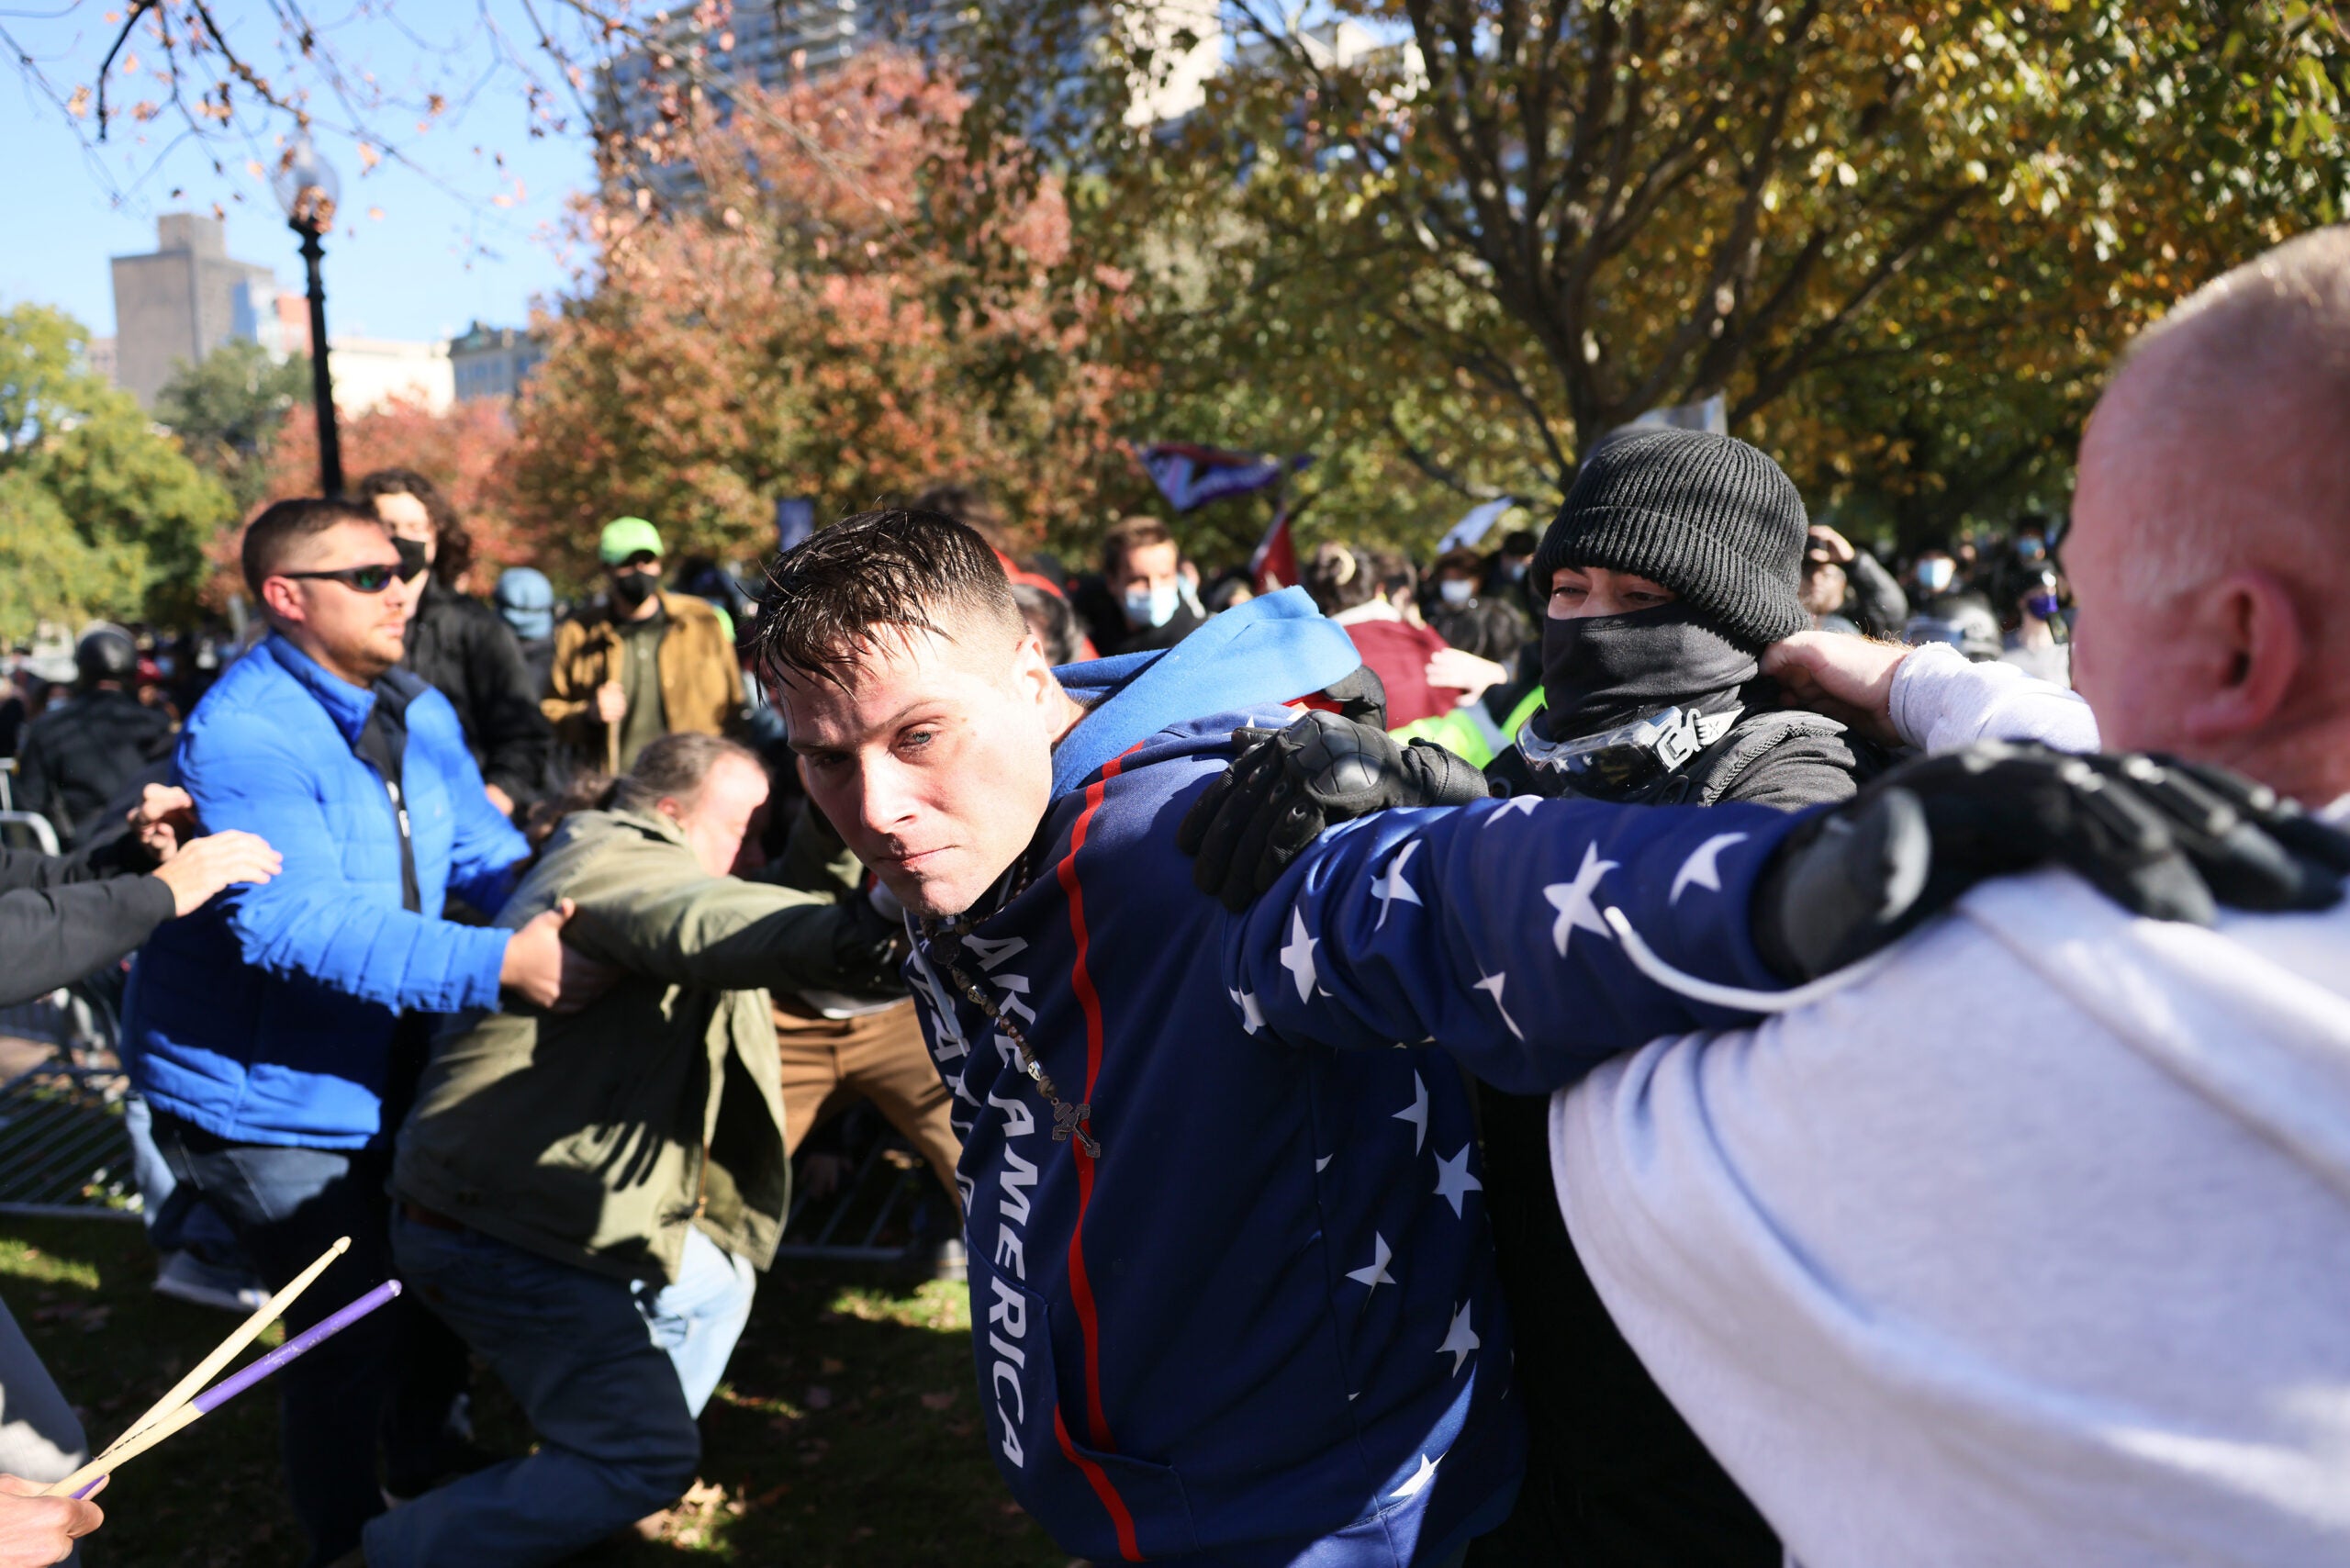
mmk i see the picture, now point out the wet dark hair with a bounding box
[352,467,475,587]
[753,508,1024,689]
[241,498,385,596]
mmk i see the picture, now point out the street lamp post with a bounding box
[272,136,343,497]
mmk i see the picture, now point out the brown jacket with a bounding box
[542,590,744,761]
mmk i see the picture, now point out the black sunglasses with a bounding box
[280,564,400,594]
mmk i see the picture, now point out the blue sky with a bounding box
[0,1,594,342]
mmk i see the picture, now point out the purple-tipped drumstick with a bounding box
[73,1280,402,1499]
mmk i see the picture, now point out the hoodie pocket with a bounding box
[982,1273,1197,1561]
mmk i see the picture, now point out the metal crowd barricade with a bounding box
[0,988,138,1223]
[0,809,60,857]
[773,1107,946,1263]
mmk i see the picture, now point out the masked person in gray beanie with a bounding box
[1441,428,1885,1566]
[1487,427,1884,811]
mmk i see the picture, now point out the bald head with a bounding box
[2067,226,2350,800]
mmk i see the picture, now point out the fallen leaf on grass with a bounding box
[818,1356,845,1374]
[919,1390,956,1411]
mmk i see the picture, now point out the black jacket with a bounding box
[1469,706,1885,1568]
[15,689,174,847]
[403,581,554,803]
[0,834,174,1007]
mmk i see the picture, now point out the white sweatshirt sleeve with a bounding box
[1886,641,2100,754]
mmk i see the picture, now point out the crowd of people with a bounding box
[0,227,2342,1568]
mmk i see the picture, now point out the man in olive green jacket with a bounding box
[365,735,903,1568]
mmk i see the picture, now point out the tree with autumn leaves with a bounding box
[508,50,1137,572]
[968,0,2350,547]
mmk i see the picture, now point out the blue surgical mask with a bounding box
[1124,584,1180,629]
[2024,590,2061,619]
[1916,556,1955,594]
[1438,578,1474,608]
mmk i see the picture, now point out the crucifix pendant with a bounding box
[1052,1100,1102,1159]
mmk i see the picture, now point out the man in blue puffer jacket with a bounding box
[121,498,599,1568]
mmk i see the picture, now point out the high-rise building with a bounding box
[108,214,288,407]
[597,1,1219,147]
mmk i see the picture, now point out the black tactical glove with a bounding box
[1755,742,2350,980]
[1178,709,1494,911]
[828,883,912,998]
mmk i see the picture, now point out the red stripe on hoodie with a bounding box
[1057,748,1133,1456]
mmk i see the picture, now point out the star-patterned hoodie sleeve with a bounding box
[1223,794,1805,1093]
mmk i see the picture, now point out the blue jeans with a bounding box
[149,1116,470,1568]
[122,1093,248,1267]
[364,1214,755,1568]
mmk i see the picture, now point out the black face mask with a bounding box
[1539,602,1757,739]
[393,536,431,583]
[610,569,659,610]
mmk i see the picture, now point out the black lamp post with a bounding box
[272,135,343,497]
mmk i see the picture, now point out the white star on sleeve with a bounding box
[1437,1301,1480,1376]
[1389,1450,1440,1499]
[1433,1144,1483,1217]
[1669,831,1750,904]
[1371,840,1424,930]
[1544,843,1619,958]
[1228,987,1266,1036]
[1472,971,1522,1040]
[1346,1232,1396,1293]
[1393,1070,1429,1153]
[1279,907,1320,1003]
[1483,793,1543,826]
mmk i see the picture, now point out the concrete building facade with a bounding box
[449,321,546,402]
[327,337,455,415]
[108,214,286,408]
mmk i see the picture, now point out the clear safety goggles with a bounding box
[1516,705,1739,793]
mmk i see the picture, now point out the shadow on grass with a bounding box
[0,1217,1066,1567]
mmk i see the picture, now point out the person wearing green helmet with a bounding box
[543,518,745,774]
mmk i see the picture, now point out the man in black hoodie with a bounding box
[15,626,174,847]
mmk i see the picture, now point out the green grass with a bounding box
[0,1219,1067,1566]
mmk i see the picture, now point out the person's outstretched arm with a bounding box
[560,834,905,1000]
[1200,714,2346,1097]
[1224,794,1798,1094]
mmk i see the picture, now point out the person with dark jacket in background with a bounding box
[1799,523,1908,639]
[14,625,175,847]
[357,468,554,818]
[1069,514,1206,656]
[493,567,558,696]
[1424,547,1531,666]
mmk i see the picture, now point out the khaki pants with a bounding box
[771,996,961,1210]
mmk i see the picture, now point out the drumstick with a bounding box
[92,1236,351,1462]
[49,1280,403,1498]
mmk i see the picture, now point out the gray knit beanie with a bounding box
[1532,428,1810,651]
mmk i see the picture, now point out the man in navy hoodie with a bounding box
[122,498,601,1567]
[767,509,2044,1565]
